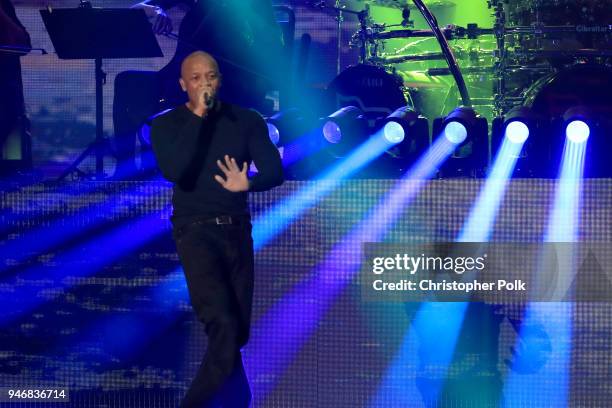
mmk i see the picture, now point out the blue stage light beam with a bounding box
[0,181,144,236]
[503,136,587,407]
[547,137,586,243]
[0,209,169,327]
[460,136,526,242]
[246,133,459,403]
[371,136,527,406]
[252,128,406,251]
[280,128,329,168]
[0,184,168,275]
[61,267,190,363]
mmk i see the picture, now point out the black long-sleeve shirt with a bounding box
[150,101,283,225]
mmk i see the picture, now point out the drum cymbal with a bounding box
[354,0,456,9]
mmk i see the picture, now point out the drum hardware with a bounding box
[369,24,493,41]
[489,0,612,115]
[502,65,553,77]
[306,1,372,72]
[371,28,451,40]
[335,0,345,75]
[337,1,498,125]
[402,80,447,89]
[368,45,488,65]
[349,22,388,64]
[350,0,456,10]
[515,49,612,59]
[368,52,447,64]
[467,97,495,104]
[320,0,611,138]
[426,66,494,76]
[400,6,414,28]
[411,0,471,106]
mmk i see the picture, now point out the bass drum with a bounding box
[523,64,612,118]
[325,64,411,121]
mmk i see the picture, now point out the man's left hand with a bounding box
[215,155,250,192]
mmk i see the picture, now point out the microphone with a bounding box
[204,92,215,110]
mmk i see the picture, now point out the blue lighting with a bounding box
[504,138,586,407]
[505,121,530,144]
[251,133,458,402]
[565,120,590,144]
[267,123,280,146]
[322,121,342,144]
[253,129,394,251]
[383,121,405,144]
[443,121,467,144]
[0,210,169,326]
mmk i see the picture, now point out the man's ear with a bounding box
[179,78,186,92]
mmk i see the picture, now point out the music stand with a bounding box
[40,8,163,180]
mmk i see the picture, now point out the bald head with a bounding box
[180,51,219,79]
[179,51,222,114]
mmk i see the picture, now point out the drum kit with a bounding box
[313,0,612,123]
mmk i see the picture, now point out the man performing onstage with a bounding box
[150,51,284,407]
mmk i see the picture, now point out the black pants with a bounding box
[174,218,254,408]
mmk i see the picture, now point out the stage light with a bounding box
[138,109,172,148]
[491,106,548,177]
[434,106,488,177]
[563,106,591,144]
[360,106,430,178]
[565,120,590,144]
[322,121,342,144]
[502,106,536,144]
[320,106,366,158]
[383,121,404,144]
[322,106,362,143]
[444,121,467,144]
[381,106,420,144]
[266,108,306,147]
[267,123,280,146]
[505,121,530,144]
[441,106,477,145]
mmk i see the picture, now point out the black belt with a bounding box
[178,215,250,228]
[205,215,246,225]
[173,215,251,241]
